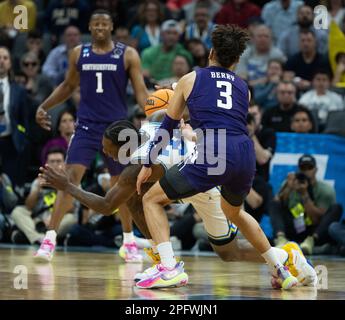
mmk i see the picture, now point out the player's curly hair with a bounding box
[211,24,250,68]
[104,120,140,146]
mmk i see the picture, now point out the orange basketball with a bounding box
[144,89,174,116]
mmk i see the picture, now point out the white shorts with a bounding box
[181,187,238,245]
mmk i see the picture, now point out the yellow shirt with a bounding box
[0,0,37,31]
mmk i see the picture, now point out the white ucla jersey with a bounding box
[130,121,195,170]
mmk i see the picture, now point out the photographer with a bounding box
[245,110,275,223]
[11,147,76,244]
[269,154,342,254]
[0,160,18,242]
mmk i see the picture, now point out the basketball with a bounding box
[144,89,174,116]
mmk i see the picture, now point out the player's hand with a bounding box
[36,106,52,131]
[180,119,196,142]
[38,164,69,190]
[136,166,152,195]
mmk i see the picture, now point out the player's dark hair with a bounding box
[90,9,113,21]
[211,24,250,68]
[104,120,140,146]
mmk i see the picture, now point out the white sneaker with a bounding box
[34,239,56,262]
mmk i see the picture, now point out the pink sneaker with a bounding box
[136,261,188,289]
[119,242,143,263]
[34,239,55,262]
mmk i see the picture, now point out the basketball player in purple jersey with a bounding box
[35,10,149,262]
[136,25,300,289]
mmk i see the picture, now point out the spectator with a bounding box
[185,38,209,69]
[253,59,283,110]
[114,27,136,47]
[14,71,28,87]
[183,2,216,49]
[182,0,221,24]
[20,52,53,108]
[245,112,275,223]
[284,30,331,92]
[215,0,261,29]
[298,70,344,127]
[269,154,342,254]
[262,81,301,132]
[141,19,193,82]
[290,106,316,133]
[0,46,29,188]
[248,103,276,181]
[45,0,90,39]
[131,0,163,53]
[0,0,37,32]
[11,147,77,244]
[327,0,345,27]
[13,30,47,73]
[166,0,192,13]
[40,110,75,165]
[236,25,286,86]
[157,54,191,86]
[42,25,81,86]
[328,219,345,256]
[262,0,303,43]
[332,52,345,87]
[0,169,18,242]
[278,4,328,58]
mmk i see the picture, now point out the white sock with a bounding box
[157,242,177,269]
[261,247,284,271]
[45,230,56,244]
[273,247,288,264]
[123,232,135,244]
[149,239,158,254]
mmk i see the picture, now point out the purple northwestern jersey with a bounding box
[186,66,249,135]
[76,42,128,124]
[175,65,255,195]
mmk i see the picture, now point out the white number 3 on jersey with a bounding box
[96,72,104,93]
[216,81,232,110]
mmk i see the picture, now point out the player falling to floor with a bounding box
[136,24,307,289]
[39,112,317,290]
[34,9,149,262]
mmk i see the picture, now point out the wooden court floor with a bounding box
[1,245,345,300]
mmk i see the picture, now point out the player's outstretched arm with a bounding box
[39,164,141,215]
[126,47,149,109]
[36,46,81,130]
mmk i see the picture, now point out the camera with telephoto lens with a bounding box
[295,172,308,183]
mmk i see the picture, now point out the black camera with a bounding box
[295,172,308,183]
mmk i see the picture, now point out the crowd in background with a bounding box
[1,0,345,257]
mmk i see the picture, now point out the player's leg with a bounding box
[108,159,143,262]
[184,189,264,262]
[219,193,298,290]
[136,181,188,289]
[34,164,86,262]
[35,125,98,262]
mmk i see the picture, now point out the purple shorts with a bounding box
[66,121,126,176]
[180,135,256,196]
